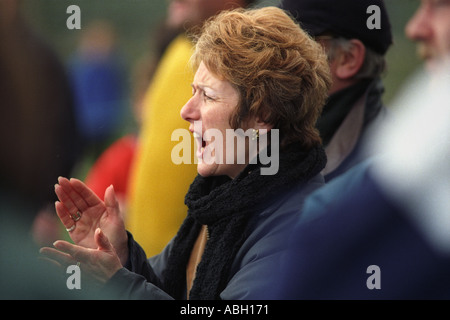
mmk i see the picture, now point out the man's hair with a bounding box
[190,6,331,150]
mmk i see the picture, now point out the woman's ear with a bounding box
[253,117,273,132]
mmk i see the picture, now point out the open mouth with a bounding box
[193,131,206,158]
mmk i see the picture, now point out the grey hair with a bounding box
[326,37,387,80]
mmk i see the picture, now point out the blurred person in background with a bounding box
[276,0,450,299]
[81,8,183,217]
[280,0,393,182]
[126,0,256,257]
[0,0,80,246]
[72,20,134,219]
[0,0,81,298]
[68,20,128,163]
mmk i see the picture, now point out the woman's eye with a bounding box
[203,92,214,101]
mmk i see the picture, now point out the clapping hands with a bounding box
[40,177,129,284]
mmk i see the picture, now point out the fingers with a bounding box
[52,240,93,263]
[39,246,77,267]
[104,185,119,213]
[95,228,113,252]
[69,178,103,207]
[56,177,90,214]
[54,200,75,230]
[54,177,105,229]
[42,230,123,283]
[48,229,114,264]
[54,184,78,223]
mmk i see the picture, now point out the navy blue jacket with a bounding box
[276,163,450,299]
[105,174,324,300]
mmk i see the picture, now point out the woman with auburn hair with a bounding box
[41,6,331,300]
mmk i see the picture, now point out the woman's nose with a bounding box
[180,95,200,123]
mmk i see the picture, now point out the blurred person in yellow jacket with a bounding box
[126,0,256,256]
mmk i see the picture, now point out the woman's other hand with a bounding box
[53,177,128,265]
[40,228,123,284]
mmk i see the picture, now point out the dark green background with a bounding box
[22,0,423,106]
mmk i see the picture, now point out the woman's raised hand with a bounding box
[40,177,129,272]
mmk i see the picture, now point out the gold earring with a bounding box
[251,129,259,141]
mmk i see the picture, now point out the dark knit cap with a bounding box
[280,0,393,55]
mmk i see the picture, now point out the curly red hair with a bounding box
[190,6,331,150]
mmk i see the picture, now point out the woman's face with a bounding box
[180,61,248,178]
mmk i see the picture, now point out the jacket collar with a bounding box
[321,77,385,177]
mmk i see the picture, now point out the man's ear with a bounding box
[334,39,366,80]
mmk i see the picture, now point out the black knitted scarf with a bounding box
[162,143,327,300]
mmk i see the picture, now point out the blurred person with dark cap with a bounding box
[280,0,393,181]
[275,0,450,299]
